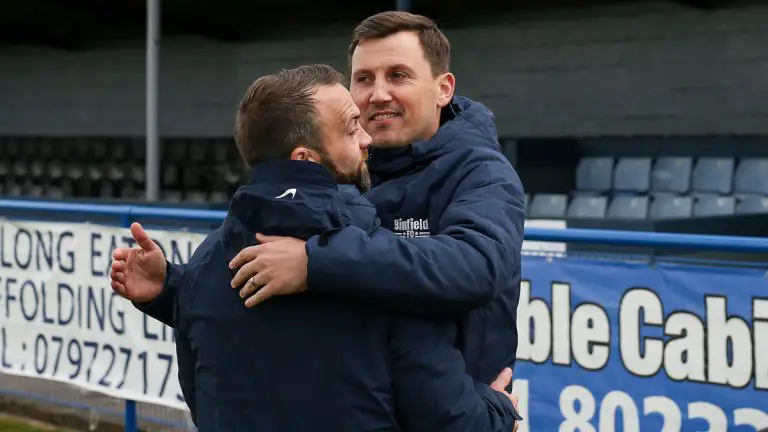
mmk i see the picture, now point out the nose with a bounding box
[370,80,392,104]
[360,129,372,149]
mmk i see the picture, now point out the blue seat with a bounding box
[606,196,649,220]
[528,194,568,219]
[613,157,652,193]
[734,158,768,195]
[736,195,768,214]
[575,157,613,193]
[693,195,736,217]
[691,158,734,195]
[651,157,692,194]
[649,195,693,220]
[567,195,607,218]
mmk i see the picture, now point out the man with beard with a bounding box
[125,13,525,392]
[112,64,521,431]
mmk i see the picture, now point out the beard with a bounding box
[315,148,371,194]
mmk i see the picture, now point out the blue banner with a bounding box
[514,255,768,432]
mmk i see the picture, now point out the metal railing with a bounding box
[1,198,768,431]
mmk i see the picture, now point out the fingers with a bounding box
[111,259,126,272]
[509,393,519,411]
[130,222,158,252]
[111,280,126,296]
[244,284,274,308]
[230,259,261,288]
[228,245,261,271]
[112,247,131,261]
[490,367,513,392]
[255,233,290,244]
[238,273,268,299]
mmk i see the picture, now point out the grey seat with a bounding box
[613,157,652,193]
[528,194,568,219]
[567,195,607,218]
[693,195,736,217]
[734,158,768,195]
[691,158,734,195]
[651,157,692,194]
[606,196,649,220]
[736,195,768,214]
[649,195,693,220]
[575,157,614,193]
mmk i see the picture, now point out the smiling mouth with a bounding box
[370,113,400,121]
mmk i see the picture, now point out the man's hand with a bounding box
[109,222,167,303]
[228,233,308,307]
[490,368,521,432]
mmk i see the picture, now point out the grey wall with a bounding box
[1,2,767,138]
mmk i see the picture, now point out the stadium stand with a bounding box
[2,136,767,222]
[528,155,768,220]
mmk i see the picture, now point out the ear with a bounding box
[436,72,456,108]
[290,146,314,162]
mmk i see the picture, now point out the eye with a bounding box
[354,75,371,84]
[390,71,408,80]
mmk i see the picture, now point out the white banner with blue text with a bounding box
[0,219,206,410]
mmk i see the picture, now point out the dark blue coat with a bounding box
[158,160,520,431]
[306,95,526,386]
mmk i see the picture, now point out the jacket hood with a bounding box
[367,95,501,181]
[224,160,343,244]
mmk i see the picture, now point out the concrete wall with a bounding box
[1,2,767,138]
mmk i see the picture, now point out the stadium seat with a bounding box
[12,161,29,184]
[39,139,55,160]
[30,161,45,181]
[691,157,734,195]
[529,194,568,219]
[185,190,209,204]
[651,157,692,194]
[189,141,208,163]
[165,139,188,163]
[734,158,768,196]
[45,186,64,199]
[162,165,179,188]
[183,166,202,189]
[161,190,183,203]
[575,157,613,193]
[26,182,43,197]
[210,190,229,204]
[48,161,64,182]
[693,195,736,217]
[93,140,109,161]
[613,157,652,194]
[6,181,21,196]
[73,139,91,161]
[649,195,693,219]
[736,195,768,214]
[567,195,607,218]
[606,195,649,220]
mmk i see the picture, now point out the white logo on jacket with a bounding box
[393,217,431,238]
[275,188,297,199]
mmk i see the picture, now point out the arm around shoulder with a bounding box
[306,158,526,316]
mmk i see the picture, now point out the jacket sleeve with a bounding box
[306,158,525,315]
[390,317,522,432]
[132,225,223,327]
[132,261,185,328]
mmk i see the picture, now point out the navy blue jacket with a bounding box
[305,96,526,385]
[163,160,520,431]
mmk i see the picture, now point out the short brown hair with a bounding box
[349,11,450,76]
[234,64,344,167]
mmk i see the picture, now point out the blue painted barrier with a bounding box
[1,198,767,431]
